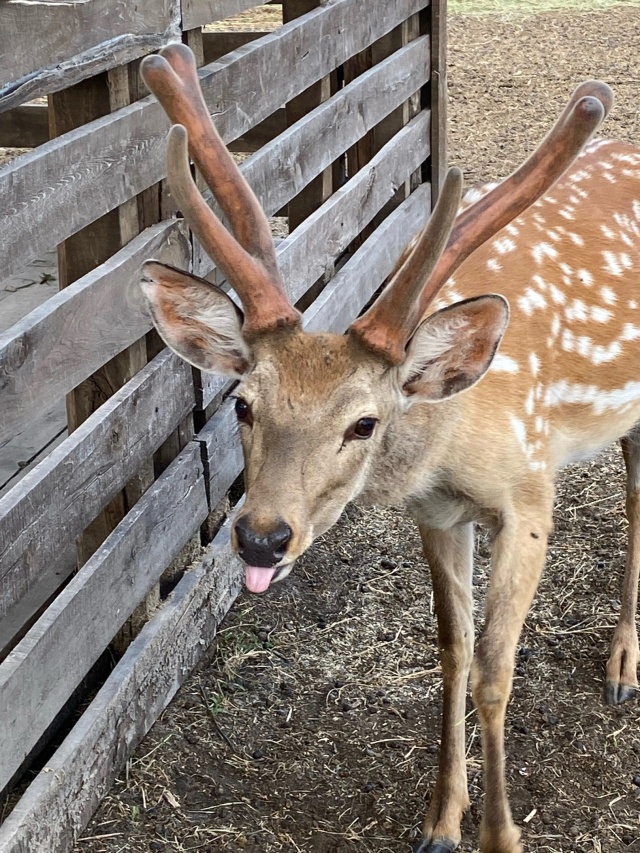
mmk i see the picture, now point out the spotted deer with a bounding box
[139,45,639,853]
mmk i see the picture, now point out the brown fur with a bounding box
[141,132,640,852]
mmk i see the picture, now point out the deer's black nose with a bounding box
[234,516,292,566]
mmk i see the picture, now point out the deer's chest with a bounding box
[405,485,485,530]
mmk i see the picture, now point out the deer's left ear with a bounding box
[139,261,252,377]
[399,295,510,402]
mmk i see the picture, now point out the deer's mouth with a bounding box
[244,562,294,594]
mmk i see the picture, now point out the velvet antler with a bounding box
[140,44,300,337]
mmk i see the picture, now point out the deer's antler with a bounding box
[140,44,300,337]
[350,81,613,364]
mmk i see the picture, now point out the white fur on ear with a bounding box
[399,295,509,403]
[140,261,252,377]
[400,310,469,386]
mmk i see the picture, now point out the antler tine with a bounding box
[415,83,612,322]
[164,123,300,331]
[350,168,464,363]
[140,45,300,335]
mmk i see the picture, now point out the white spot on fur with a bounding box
[533,274,548,291]
[509,413,546,471]
[565,299,588,322]
[493,237,517,254]
[532,242,558,264]
[487,258,502,272]
[549,285,566,305]
[622,323,640,341]
[591,305,613,323]
[529,352,540,375]
[525,389,535,416]
[519,287,547,315]
[600,286,617,305]
[562,328,574,352]
[510,414,527,448]
[491,353,520,373]
[546,380,640,414]
[591,341,622,365]
[576,335,593,358]
[602,251,632,276]
[578,269,593,286]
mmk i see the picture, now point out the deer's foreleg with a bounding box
[414,522,474,853]
[606,432,640,704]
[472,493,553,853]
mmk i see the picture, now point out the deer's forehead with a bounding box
[245,333,387,409]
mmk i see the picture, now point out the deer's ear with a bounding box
[399,295,509,402]
[140,261,252,377]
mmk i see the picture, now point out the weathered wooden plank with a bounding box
[284,111,430,306]
[283,0,333,231]
[194,35,431,276]
[0,0,180,112]
[0,219,190,447]
[0,104,48,149]
[0,402,66,495]
[183,0,271,29]
[198,108,431,408]
[201,403,244,508]
[429,0,448,202]
[0,0,429,282]
[228,110,287,154]
[0,349,195,651]
[198,183,432,494]
[343,45,376,248]
[0,518,242,853]
[51,61,162,576]
[0,442,209,793]
[304,183,432,332]
[0,40,429,432]
[202,30,271,63]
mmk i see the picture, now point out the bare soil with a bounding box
[77,7,640,853]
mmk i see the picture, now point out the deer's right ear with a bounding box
[399,295,510,403]
[140,261,252,376]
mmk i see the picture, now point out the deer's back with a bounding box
[434,139,640,474]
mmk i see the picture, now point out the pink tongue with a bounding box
[244,565,278,593]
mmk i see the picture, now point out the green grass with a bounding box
[450,0,639,13]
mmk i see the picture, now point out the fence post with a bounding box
[282,0,333,232]
[429,0,448,204]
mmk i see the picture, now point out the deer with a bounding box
[138,44,639,853]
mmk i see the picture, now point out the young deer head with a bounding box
[140,45,606,590]
[140,46,640,853]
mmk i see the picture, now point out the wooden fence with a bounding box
[0,0,446,849]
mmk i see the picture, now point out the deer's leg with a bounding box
[605,431,640,704]
[413,522,474,853]
[472,492,553,853]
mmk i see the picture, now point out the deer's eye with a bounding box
[235,397,253,426]
[345,417,378,441]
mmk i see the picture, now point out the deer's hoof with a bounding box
[605,680,637,705]
[412,838,457,853]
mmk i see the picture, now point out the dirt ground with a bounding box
[77,7,640,853]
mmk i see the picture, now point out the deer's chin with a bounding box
[243,562,294,594]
